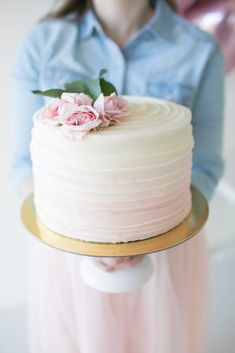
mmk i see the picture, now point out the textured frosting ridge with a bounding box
[30,96,194,243]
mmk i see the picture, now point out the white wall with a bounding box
[0,0,54,311]
[0,2,235,351]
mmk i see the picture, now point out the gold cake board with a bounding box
[21,186,208,257]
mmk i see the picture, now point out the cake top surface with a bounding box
[32,70,191,142]
[31,94,194,169]
[34,95,192,140]
[108,96,191,133]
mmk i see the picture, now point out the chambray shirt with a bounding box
[11,0,225,200]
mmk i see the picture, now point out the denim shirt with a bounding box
[11,0,225,200]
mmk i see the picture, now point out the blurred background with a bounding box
[0,0,235,352]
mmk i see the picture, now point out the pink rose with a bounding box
[94,93,129,123]
[37,92,128,139]
[61,92,93,106]
[61,105,101,140]
[38,98,64,125]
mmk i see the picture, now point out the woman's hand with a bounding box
[93,255,145,272]
[20,177,34,199]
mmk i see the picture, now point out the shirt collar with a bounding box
[79,0,175,44]
[79,8,102,39]
[147,0,176,43]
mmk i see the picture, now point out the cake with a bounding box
[30,92,194,243]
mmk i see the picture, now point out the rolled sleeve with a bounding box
[191,44,225,201]
[10,25,44,190]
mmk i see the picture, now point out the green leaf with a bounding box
[32,69,118,101]
[100,78,117,96]
[32,89,65,98]
[99,68,108,79]
[64,79,101,100]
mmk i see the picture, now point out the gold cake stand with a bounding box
[20,186,208,257]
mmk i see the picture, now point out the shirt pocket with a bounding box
[147,82,196,108]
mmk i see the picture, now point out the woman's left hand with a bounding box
[93,255,145,272]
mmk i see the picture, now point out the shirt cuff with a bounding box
[191,169,218,202]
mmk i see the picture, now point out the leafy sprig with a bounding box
[32,69,117,100]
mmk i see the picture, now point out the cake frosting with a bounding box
[30,96,194,243]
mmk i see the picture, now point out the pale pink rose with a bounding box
[38,98,64,125]
[94,93,129,122]
[61,105,101,140]
[61,92,93,106]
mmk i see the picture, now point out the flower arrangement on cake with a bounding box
[32,69,129,140]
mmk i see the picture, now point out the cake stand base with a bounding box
[21,186,208,293]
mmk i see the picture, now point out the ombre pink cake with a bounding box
[30,95,194,243]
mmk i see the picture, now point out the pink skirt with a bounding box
[27,231,208,353]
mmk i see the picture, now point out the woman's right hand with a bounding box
[20,177,34,199]
[92,255,145,272]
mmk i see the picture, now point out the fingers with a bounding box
[115,255,145,269]
[92,255,145,272]
[92,257,127,272]
[20,177,34,200]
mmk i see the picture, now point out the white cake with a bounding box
[30,96,194,243]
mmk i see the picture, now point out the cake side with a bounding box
[30,96,194,243]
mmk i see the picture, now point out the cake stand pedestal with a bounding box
[21,186,208,293]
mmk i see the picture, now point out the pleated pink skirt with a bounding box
[27,231,208,353]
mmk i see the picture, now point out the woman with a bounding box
[11,0,224,352]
